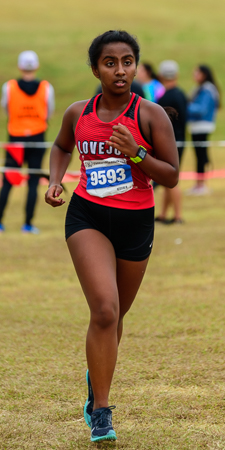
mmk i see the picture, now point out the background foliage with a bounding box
[1,0,225,140]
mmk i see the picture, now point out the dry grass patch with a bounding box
[0,180,225,448]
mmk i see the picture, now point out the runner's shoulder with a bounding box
[64,99,90,120]
[140,97,168,115]
[139,97,173,125]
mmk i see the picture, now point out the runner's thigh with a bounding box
[67,228,119,312]
[116,257,149,318]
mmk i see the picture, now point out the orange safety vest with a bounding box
[7,79,49,137]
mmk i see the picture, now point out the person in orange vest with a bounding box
[0,50,55,233]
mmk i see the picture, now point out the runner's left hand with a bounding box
[45,184,65,207]
[105,123,139,158]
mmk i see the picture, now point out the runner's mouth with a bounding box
[115,80,126,86]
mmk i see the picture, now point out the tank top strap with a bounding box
[82,95,99,117]
[124,94,140,121]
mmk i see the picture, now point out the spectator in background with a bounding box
[0,51,55,233]
[186,64,220,195]
[156,60,187,224]
[136,62,165,102]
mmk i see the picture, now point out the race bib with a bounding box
[84,158,133,198]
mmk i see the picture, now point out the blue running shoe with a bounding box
[21,224,40,234]
[91,406,117,442]
[0,223,5,233]
[83,369,94,427]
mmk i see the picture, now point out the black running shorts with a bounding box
[65,193,154,261]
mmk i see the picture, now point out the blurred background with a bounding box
[1,0,225,143]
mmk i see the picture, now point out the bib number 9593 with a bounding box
[90,167,126,186]
[84,158,133,198]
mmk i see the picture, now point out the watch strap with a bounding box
[130,146,147,164]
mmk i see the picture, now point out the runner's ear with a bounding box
[92,66,100,79]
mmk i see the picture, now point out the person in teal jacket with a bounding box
[136,62,165,102]
[187,64,220,195]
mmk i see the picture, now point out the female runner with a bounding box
[45,30,179,443]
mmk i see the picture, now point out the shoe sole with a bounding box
[83,370,91,428]
[91,432,117,442]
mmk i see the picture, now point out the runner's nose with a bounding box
[115,63,125,76]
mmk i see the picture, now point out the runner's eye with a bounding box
[106,61,114,67]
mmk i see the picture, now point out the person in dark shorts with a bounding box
[45,30,179,443]
[156,60,187,224]
[0,50,55,233]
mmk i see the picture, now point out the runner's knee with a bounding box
[91,301,119,329]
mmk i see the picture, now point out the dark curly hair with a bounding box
[88,30,140,68]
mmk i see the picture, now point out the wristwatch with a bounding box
[130,146,147,164]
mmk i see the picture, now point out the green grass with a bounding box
[1,1,225,448]
[0,177,225,449]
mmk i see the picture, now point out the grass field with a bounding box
[1,177,225,449]
[1,1,225,449]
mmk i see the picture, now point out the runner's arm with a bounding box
[106,102,179,188]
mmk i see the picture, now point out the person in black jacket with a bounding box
[156,60,187,224]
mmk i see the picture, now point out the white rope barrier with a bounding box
[1,166,225,181]
[0,166,80,177]
[0,141,53,148]
[176,141,225,148]
[0,167,49,175]
[0,141,224,177]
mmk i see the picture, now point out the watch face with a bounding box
[138,148,146,159]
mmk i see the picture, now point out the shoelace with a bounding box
[92,406,116,429]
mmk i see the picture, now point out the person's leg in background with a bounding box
[170,145,184,222]
[22,145,46,233]
[159,185,182,223]
[187,133,210,195]
[0,152,17,231]
[195,133,209,189]
[155,147,184,224]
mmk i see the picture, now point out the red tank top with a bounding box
[75,93,154,210]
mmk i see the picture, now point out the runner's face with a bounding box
[92,42,137,93]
